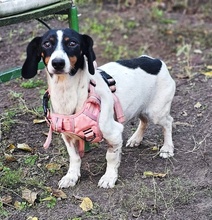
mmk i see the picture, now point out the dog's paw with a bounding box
[58,172,80,188]
[98,172,118,188]
[126,136,142,147]
[159,145,174,158]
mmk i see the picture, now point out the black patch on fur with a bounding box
[116,56,162,75]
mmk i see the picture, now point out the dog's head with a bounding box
[22,28,96,79]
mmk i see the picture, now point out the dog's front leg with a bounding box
[98,146,122,188]
[58,134,81,188]
[98,122,123,188]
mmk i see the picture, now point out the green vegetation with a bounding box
[0,167,22,187]
[21,79,45,89]
[24,155,38,166]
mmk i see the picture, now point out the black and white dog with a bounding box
[22,28,176,188]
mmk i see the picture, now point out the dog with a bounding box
[22,28,176,188]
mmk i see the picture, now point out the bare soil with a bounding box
[0,1,212,220]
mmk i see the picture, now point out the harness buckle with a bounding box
[83,128,96,142]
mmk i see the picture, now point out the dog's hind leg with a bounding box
[148,98,174,158]
[58,134,81,188]
[98,121,123,188]
[126,115,148,147]
[158,115,174,158]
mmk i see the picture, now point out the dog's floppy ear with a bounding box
[22,37,42,79]
[82,34,96,75]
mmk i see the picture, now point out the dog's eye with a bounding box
[43,41,51,48]
[68,41,77,47]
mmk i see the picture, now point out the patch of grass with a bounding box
[0,167,22,188]
[125,20,138,29]
[81,15,149,61]
[0,201,9,218]
[41,196,57,209]
[0,109,17,132]
[151,5,176,24]
[120,177,196,216]
[15,201,29,211]
[21,79,45,89]
[103,41,129,60]
[8,90,23,99]
[24,155,38,166]
[176,43,193,78]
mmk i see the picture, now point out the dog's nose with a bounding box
[52,58,65,70]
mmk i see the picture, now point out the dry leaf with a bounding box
[143,171,167,178]
[174,121,194,127]
[193,49,202,54]
[155,173,167,178]
[33,119,46,124]
[152,146,159,151]
[14,201,22,210]
[143,171,154,177]
[46,163,61,171]
[1,195,12,204]
[41,196,55,201]
[6,144,16,153]
[194,102,202,109]
[175,73,189,79]
[27,217,39,220]
[202,71,212,77]
[17,143,33,152]
[181,111,188,117]
[4,153,17,162]
[206,65,212,70]
[52,189,67,199]
[45,187,52,193]
[22,188,38,205]
[79,197,93,212]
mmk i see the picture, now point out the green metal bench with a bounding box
[0,0,79,83]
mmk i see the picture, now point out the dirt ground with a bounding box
[0,1,212,220]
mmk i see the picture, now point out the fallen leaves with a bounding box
[50,188,67,199]
[202,71,212,77]
[194,102,202,109]
[45,163,61,172]
[33,119,46,124]
[6,144,16,153]
[22,188,38,205]
[0,195,12,204]
[174,121,194,127]
[4,153,17,162]
[79,197,93,212]
[73,195,94,212]
[143,171,167,178]
[201,65,212,77]
[17,143,33,152]
[27,217,39,220]
[4,143,34,162]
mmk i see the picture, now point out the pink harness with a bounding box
[43,81,125,157]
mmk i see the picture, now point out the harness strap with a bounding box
[78,139,85,157]
[113,93,125,123]
[99,70,116,93]
[98,70,125,123]
[44,125,52,149]
[43,126,85,157]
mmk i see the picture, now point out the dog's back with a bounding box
[98,55,175,123]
